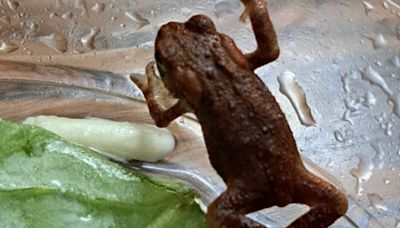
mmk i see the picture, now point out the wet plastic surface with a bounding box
[0,0,399,227]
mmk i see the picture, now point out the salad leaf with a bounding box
[0,120,207,228]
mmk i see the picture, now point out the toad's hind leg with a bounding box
[206,187,271,228]
[288,172,348,227]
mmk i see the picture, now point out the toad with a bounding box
[131,0,348,227]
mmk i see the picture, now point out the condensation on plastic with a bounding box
[0,0,399,227]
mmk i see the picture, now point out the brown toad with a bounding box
[132,0,348,227]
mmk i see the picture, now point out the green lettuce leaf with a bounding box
[0,120,207,228]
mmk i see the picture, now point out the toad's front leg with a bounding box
[131,62,190,127]
[240,0,280,70]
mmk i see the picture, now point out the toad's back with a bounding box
[193,59,302,187]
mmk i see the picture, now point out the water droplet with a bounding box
[367,193,388,211]
[50,179,62,188]
[49,12,59,18]
[80,27,99,49]
[360,66,392,95]
[362,1,375,16]
[382,1,389,10]
[389,93,400,118]
[6,0,19,12]
[334,130,346,143]
[371,143,385,169]
[278,71,316,126]
[18,21,25,28]
[80,214,92,222]
[27,21,38,31]
[361,66,400,117]
[344,96,363,112]
[125,11,150,29]
[368,33,387,49]
[39,33,68,53]
[379,120,393,136]
[376,112,386,122]
[341,71,358,94]
[0,40,18,53]
[350,156,374,195]
[375,61,382,67]
[362,91,377,107]
[91,3,105,13]
[62,12,73,19]
[342,110,354,125]
[74,0,88,17]
[390,56,400,67]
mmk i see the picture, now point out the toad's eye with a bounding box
[162,45,177,58]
